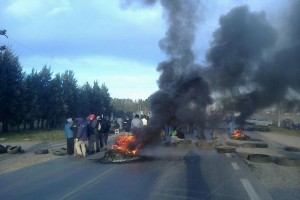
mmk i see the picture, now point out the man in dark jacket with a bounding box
[87,114,97,154]
[75,118,88,157]
[95,116,104,152]
[100,116,111,149]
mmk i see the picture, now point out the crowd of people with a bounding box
[64,114,149,158]
[64,114,111,158]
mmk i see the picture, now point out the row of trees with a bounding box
[0,49,112,133]
[0,48,152,134]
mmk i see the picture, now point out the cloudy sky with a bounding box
[0,0,286,100]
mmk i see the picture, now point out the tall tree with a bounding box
[78,82,93,117]
[62,70,78,117]
[48,73,65,128]
[24,69,39,130]
[99,84,112,117]
[0,49,24,133]
[91,81,102,115]
[36,66,52,129]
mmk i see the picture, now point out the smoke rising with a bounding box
[150,0,211,133]
[123,0,300,143]
[206,0,300,122]
[124,0,211,145]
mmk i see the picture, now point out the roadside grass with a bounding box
[0,130,65,142]
[269,126,300,137]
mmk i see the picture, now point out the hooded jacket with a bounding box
[76,118,88,141]
[64,121,74,138]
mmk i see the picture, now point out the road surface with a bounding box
[0,144,272,200]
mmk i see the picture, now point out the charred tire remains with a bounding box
[275,157,300,167]
[216,146,236,153]
[53,150,67,156]
[247,154,272,163]
[241,143,268,148]
[284,146,300,152]
[0,144,7,153]
[34,149,49,154]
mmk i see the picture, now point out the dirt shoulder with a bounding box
[0,134,121,174]
[0,141,65,174]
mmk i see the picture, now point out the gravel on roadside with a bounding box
[247,162,300,200]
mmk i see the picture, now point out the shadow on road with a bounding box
[184,150,211,200]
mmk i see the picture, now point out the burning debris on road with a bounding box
[99,134,142,163]
[231,128,251,140]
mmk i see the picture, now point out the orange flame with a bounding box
[232,129,244,140]
[111,134,139,155]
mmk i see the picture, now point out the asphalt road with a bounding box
[0,145,272,200]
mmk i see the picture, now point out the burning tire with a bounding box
[275,157,300,167]
[284,146,300,152]
[99,149,141,163]
[0,144,7,153]
[7,146,21,154]
[34,149,49,154]
[247,154,272,163]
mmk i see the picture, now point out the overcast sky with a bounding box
[0,0,286,100]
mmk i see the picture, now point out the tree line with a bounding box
[0,49,113,133]
[0,48,151,134]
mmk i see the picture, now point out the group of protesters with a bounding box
[64,114,150,158]
[64,114,111,158]
[115,114,148,133]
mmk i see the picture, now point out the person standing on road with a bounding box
[87,114,97,154]
[141,115,148,126]
[99,116,111,149]
[64,118,74,155]
[117,116,123,131]
[123,116,131,132]
[131,114,143,131]
[75,118,88,158]
[95,116,104,152]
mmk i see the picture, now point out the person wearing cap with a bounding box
[87,114,97,154]
[64,118,74,155]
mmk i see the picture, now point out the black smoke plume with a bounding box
[124,0,212,145]
[206,1,300,123]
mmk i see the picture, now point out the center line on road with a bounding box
[59,165,118,200]
[240,178,261,200]
[231,162,240,170]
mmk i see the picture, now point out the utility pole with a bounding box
[277,101,281,128]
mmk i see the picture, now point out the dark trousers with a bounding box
[95,133,103,150]
[67,137,74,155]
[103,132,109,146]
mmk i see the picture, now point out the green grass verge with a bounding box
[269,126,300,137]
[0,129,65,142]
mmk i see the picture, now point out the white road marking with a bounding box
[231,162,240,170]
[240,178,261,200]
